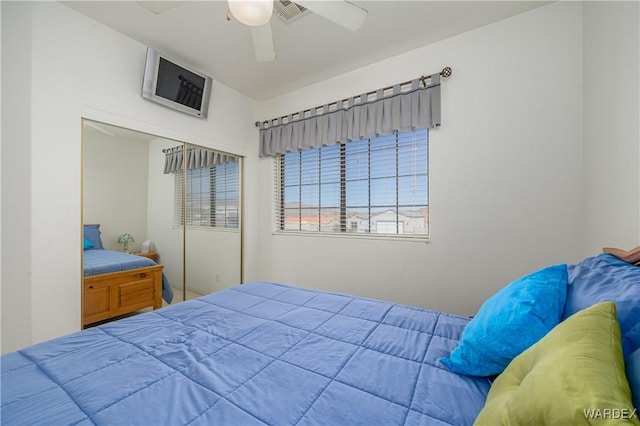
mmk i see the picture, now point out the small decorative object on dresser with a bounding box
[117,233,135,253]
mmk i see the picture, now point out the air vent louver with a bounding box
[274,0,309,22]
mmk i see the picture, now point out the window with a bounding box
[275,129,428,238]
[175,160,239,229]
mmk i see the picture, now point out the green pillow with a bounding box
[474,302,639,425]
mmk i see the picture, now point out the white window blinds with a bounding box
[275,129,428,238]
[175,160,239,229]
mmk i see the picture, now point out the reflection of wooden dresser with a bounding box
[133,252,158,262]
[82,264,163,327]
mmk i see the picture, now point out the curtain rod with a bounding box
[162,146,183,153]
[255,66,452,128]
[162,146,203,153]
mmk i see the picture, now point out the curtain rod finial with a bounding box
[441,67,452,78]
[255,121,261,128]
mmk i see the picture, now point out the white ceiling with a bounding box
[63,1,550,101]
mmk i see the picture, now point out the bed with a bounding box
[82,224,174,327]
[2,254,639,425]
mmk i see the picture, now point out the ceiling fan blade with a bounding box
[251,22,276,62]
[137,1,183,14]
[295,0,367,32]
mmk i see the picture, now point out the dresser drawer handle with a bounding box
[139,273,147,278]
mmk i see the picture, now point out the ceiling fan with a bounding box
[138,1,368,62]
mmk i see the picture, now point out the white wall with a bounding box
[583,1,640,254]
[254,2,586,316]
[1,1,258,353]
[185,229,241,295]
[83,130,150,251]
[2,2,33,351]
[0,0,3,352]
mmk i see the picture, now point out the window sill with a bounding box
[173,226,240,233]
[271,230,430,243]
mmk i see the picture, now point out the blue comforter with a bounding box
[1,282,490,425]
[84,249,173,304]
[565,253,640,359]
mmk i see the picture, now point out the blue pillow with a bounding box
[564,254,640,359]
[83,224,104,250]
[83,238,94,250]
[627,348,640,409]
[440,264,568,377]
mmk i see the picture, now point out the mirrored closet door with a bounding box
[170,143,242,300]
[82,120,242,312]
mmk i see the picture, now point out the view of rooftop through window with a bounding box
[277,129,428,237]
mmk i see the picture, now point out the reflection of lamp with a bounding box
[118,233,135,253]
[228,0,273,26]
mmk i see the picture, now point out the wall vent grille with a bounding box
[274,0,309,22]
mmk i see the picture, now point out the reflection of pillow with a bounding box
[440,264,567,377]
[83,238,94,250]
[564,254,640,359]
[83,224,104,250]
[475,302,638,425]
[627,349,640,410]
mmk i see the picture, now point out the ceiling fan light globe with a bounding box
[228,0,273,26]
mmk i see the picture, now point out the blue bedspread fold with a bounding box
[566,253,640,358]
[1,282,490,425]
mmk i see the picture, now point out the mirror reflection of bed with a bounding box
[81,120,242,326]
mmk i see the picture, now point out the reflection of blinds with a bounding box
[174,161,240,229]
[274,129,428,238]
[175,75,203,109]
